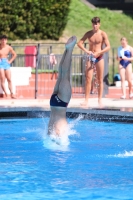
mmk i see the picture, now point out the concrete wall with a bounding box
[0,67,32,95]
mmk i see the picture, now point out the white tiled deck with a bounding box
[0,98,133,117]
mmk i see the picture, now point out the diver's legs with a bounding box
[53,49,67,94]
[53,36,77,96]
[57,36,77,102]
[48,36,77,136]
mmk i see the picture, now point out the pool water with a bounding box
[0,117,133,200]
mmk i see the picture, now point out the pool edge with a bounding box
[0,107,133,123]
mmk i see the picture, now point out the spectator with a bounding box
[0,35,17,98]
[77,17,110,107]
[49,53,57,69]
[117,37,133,99]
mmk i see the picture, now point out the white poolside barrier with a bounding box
[115,73,133,87]
[115,80,133,87]
[0,67,32,94]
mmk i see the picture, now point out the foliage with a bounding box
[64,0,133,47]
[0,0,71,40]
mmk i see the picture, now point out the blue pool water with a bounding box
[0,116,133,200]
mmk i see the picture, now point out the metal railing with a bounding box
[11,53,86,99]
[10,42,118,84]
[8,43,120,99]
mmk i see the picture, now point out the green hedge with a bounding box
[0,0,71,40]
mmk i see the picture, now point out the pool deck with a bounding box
[0,97,133,121]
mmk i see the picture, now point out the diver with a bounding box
[48,36,77,136]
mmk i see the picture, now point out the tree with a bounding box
[0,0,71,40]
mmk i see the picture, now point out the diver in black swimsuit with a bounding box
[48,36,77,136]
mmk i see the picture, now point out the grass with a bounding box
[9,0,133,84]
[10,0,133,48]
[62,0,133,84]
[63,0,133,47]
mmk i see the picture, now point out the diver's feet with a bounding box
[65,36,77,51]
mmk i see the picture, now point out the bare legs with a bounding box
[119,66,126,98]
[57,48,73,102]
[96,59,104,106]
[52,49,67,95]
[119,63,133,98]
[48,36,77,136]
[0,68,16,98]
[81,61,93,106]
[53,36,77,102]
[126,64,133,97]
[81,58,104,107]
[0,69,8,96]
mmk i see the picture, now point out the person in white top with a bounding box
[117,37,133,99]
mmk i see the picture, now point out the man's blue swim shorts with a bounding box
[0,58,10,70]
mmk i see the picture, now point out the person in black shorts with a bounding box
[48,36,77,136]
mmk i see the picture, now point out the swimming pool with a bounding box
[0,117,133,200]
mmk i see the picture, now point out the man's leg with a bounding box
[126,64,133,97]
[119,65,126,98]
[81,61,93,106]
[90,77,94,94]
[0,69,8,97]
[93,65,98,94]
[96,59,104,106]
[5,69,16,98]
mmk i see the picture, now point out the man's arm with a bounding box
[8,46,17,64]
[101,32,110,54]
[77,32,93,55]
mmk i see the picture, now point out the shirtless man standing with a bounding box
[77,17,110,107]
[0,35,17,98]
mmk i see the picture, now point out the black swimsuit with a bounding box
[50,94,68,107]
